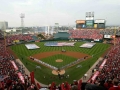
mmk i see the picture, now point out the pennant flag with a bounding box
[50,82,55,90]
[37,83,41,89]
[78,80,82,90]
[65,82,71,90]
[30,71,35,84]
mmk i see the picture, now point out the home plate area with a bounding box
[52,69,65,75]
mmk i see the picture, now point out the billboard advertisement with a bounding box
[97,23,105,28]
[94,19,105,23]
[94,24,97,28]
[76,24,82,28]
[86,20,94,27]
[104,35,112,38]
[86,22,93,26]
[76,24,86,28]
[76,20,85,24]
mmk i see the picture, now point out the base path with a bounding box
[32,51,91,59]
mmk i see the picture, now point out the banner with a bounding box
[87,71,99,83]
[61,83,65,90]
[10,61,18,71]
[30,71,35,84]
[99,59,107,69]
[91,71,99,82]
[37,83,41,89]
[104,35,112,39]
[94,39,99,41]
[65,82,71,90]
[50,82,55,90]
[78,80,82,90]
[18,72,25,83]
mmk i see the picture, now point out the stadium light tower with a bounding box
[20,13,25,34]
[20,13,25,28]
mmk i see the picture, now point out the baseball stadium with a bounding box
[0,12,120,90]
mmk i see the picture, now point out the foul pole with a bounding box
[4,31,6,51]
[114,26,116,46]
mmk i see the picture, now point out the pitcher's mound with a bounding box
[52,70,65,75]
[56,59,63,62]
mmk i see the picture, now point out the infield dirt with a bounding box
[32,51,91,59]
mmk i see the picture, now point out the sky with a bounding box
[0,0,120,27]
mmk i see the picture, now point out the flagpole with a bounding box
[114,26,116,46]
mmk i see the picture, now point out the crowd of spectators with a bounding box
[86,44,120,90]
[6,34,33,45]
[100,29,120,35]
[0,33,39,90]
[69,30,103,40]
[110,37,120,45]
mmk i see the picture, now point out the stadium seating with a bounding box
[69,29,103,40]
[1,30,120,90]
[100,29,120,35]
[110,37,120,45]
[86,44,120,90]
[0,34,38,90]
[6,34,33,45]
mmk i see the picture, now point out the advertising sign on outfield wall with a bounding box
[94,19,105,23]
[104,35,112,38]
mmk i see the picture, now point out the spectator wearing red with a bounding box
[109,79,120,90]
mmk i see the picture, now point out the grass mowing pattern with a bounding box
[10,42,110,85]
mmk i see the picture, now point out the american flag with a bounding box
[57,42,65,46]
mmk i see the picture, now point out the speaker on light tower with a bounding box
[92,12,94,17]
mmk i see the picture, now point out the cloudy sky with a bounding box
[0,0,120,27]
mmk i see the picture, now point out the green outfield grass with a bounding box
[10,41,110,85]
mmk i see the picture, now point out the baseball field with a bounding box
[9,41,110,85]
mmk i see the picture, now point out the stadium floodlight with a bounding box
[20,13,25,28]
